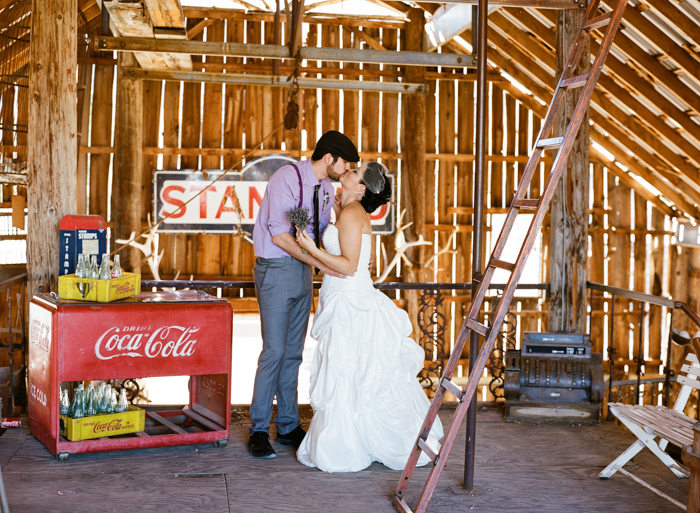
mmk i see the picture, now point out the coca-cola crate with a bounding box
[58,272,141,302]
[60,406,145,442]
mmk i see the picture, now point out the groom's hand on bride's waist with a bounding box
[319,264,351,279]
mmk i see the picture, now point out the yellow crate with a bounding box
[60,406,145,442]
[58,272,141,302]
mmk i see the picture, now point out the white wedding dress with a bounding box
[296,224,444,472]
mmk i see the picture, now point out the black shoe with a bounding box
[276,425,306,448]
[248,431,276,459]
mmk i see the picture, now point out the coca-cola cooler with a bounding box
[28,290,232,460]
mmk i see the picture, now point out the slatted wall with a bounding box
[69,18,699,378]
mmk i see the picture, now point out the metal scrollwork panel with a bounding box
[487,293,517,399]
[417,289,446,395]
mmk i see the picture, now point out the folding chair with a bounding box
[599,353,700,481]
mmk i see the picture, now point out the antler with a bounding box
[421,227,459,276]
[115,214,164,280]
[374,209,431,283]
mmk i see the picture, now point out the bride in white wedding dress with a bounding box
[295,162,443,473]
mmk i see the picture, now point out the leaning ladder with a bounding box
[394,1,628,511]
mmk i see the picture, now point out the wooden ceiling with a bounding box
[82,0,700,219]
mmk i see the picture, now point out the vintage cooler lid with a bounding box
[59,214,107,231]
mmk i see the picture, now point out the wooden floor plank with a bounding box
[0,404,690,512]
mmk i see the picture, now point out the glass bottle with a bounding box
[100,384,111,414]
[70,389,84,419]
[75,254,85,278]
[98,253,111,280]
[118,389,128,413]
[60,389,70,415]
[110,255,122,279]
[87,388,98,417]
[111,388,119,413]
[90,255,99,279]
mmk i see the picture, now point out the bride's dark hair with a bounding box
[360,162,392,213]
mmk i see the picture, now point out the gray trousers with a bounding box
[249,256,312,436]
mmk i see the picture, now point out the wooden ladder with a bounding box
[393,0,627,511]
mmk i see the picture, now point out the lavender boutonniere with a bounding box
[287,206,312,253]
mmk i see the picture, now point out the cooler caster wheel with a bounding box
[214,439,228,448]
[57,452,69,462]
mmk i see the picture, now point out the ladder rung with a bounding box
[536,137,564,150]
[491,259,515,272]
[417,438,439,463]
[441,378,464,400]
[394,497,414,513]
[583,12,612,31]
[466,318,489,336]
[512,198,539,210]
[561,73,589,90]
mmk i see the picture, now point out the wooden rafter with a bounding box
[538,8,700,127]
[104,0,192,70]
[455,29,682,217]
[348,26,387,51]
[143,0,187,39]
[304,0,345,12]
[490,11,700,184]
[643,0,700,45]
[186,18,215,40]
[471,24,700,217]
[182,6,407,28]
[506,8,700,165]
[618,3,700,83]
[590,146,675,217]
[498,8,700,187]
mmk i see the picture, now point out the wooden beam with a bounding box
[402,7,427,239]
[493,10,700,189]
[591,128,700,219]
[182,7,408,28]
[481,24,700,218]
[104,0,192,70]
[0,172,27,185]
[304,0,344,12]
[398,0,585,7]
[96,36,476,67]
[618,3,700,84]
[122,67,426,93]
[28,0,78,296]
[600,26,700,120]
[113,53,143,270]
[187,18,215,40]
[348,26,387,51]
[591,148,675,217]
[549,6,589,333]
[143,0,187,39]
[643,0,700,44]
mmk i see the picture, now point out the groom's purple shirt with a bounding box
[253,159,334,259]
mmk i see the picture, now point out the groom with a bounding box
[248,131,360,459]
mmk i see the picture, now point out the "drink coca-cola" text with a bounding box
[94,325,199,360]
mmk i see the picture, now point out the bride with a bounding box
[295,161,444,473]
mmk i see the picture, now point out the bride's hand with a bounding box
[332,189,342,217]
[296,227,316,253]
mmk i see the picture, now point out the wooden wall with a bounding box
[57,18,700,382]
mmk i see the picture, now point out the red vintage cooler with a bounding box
[28,290,232,460]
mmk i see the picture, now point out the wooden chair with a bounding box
[599,353,700,482]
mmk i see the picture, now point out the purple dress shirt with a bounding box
[253,159,335,259]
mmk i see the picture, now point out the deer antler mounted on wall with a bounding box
[420,227,459,277]
[115,214,165,280]
[375,209,431,283]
